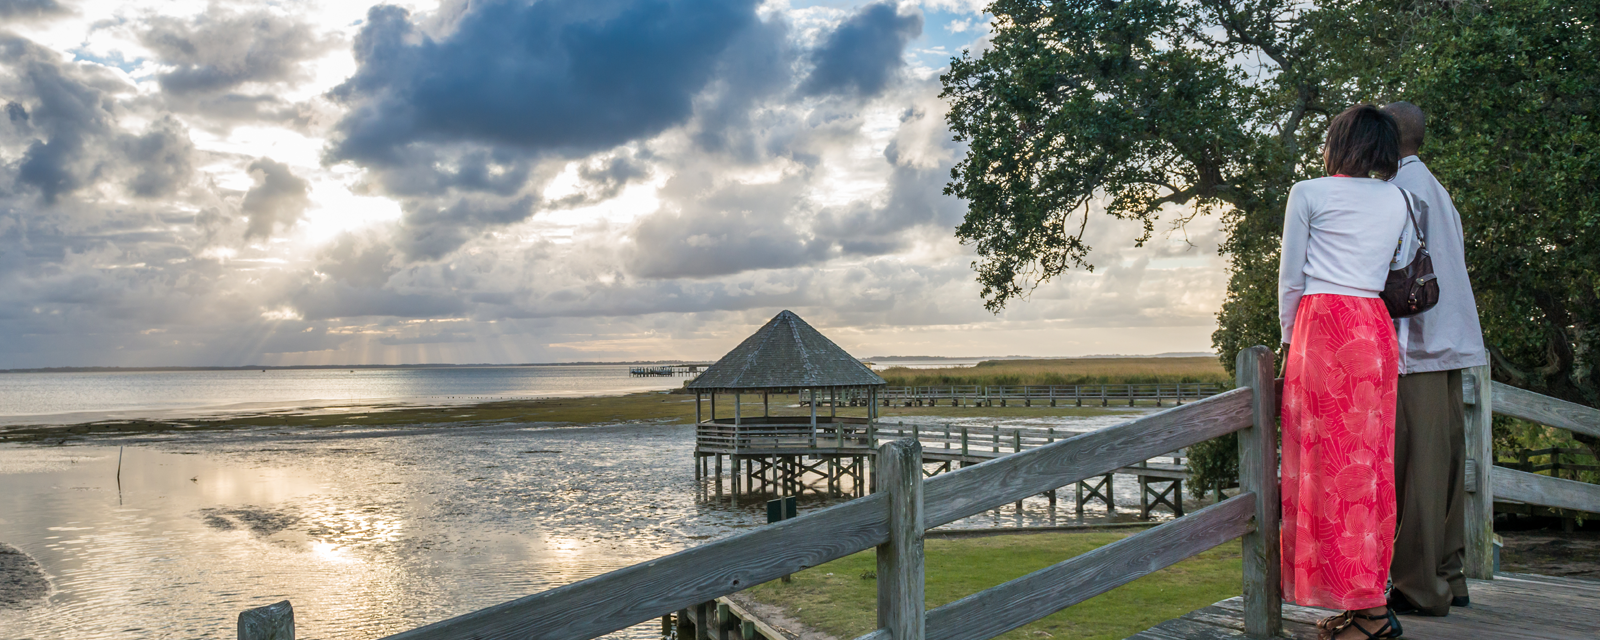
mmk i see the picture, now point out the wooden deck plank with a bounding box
[1132,574,1600,640]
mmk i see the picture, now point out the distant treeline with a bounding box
[0,361,713,374]
[877,357,1230,387]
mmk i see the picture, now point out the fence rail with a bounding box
[238,350,1600,640]
[1456,365,1600,578]
[301,348,1277,640]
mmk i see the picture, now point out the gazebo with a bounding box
[687,310,886,504]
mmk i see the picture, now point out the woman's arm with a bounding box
[1278,184,1312,344]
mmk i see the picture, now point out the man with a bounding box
[1382,101,1487,617]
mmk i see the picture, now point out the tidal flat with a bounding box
[0,395,1150,639]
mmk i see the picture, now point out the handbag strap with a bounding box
[1393,185,1426,247]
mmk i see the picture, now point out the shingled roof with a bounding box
[687,310,886,391]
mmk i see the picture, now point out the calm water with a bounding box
[0,366,683,426]
[0,414,1155,640]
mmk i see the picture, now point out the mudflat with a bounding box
[0,543,48,607]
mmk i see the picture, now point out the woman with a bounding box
[1279,105,1417,640]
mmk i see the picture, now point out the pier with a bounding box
[629,363,714,377]
[693,413,1191,519]
[877,383,1222,407]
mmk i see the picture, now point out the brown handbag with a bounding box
[1383,187,1440,318]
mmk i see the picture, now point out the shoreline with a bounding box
[0,391,695,443]
[0,392,1143,445]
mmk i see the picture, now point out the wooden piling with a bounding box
[1236,345,1281,638]
[876,439,925,640]
[238,600,293,640]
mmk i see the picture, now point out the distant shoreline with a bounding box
[0,352,1218,374]
[0,361,709,374]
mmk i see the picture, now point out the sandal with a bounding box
[1316,611,1353,633]
[1337,609,1404,639]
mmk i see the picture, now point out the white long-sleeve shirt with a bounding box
[1278,176,1419,343]
[1390,156,1487,373]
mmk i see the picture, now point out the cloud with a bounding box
[242,158,311,239]
[328,0,766,165]
[123,116,195,197]
[1,34,203,205]
[0,0,69,22]
[799,2,922,98]
[4,35,120,203]
[379,326,475,345]
[141,9,336,96]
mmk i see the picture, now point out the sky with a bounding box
[0,0,1229,368]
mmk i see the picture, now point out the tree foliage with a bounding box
[943,0,1600,489]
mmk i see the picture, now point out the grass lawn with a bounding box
[746,531,1241,640]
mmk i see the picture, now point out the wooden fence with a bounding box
[879,383,1223,407]
[236,351,1600,640]
[236,346,1284,640]
[1462,365,1600,577]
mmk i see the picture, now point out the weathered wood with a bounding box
[695,602,713,640]
[1492,381,1600,439]
[921,388,1252,528]
[1463,365,1495,580]
[238,600,294,640]
[1492,465,1600,514]
[921,495,1254,640]
[1234,345,1280,639]
[876,439,925,640]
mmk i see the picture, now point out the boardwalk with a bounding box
[879,383,1224,408]
[695,420,1192,517]
[1125,572,1600,639]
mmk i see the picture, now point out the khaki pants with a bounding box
[1391,369,1469,615]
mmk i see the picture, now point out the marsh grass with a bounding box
[746,530,1241,640]
[879,357,1230,387]
[3,389,1146,443]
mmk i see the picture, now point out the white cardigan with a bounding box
[1278,176,1419,343]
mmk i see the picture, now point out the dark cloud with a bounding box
[327,0,764,165]
[123,116,194,197]
[399,195,536,260]
[799,2,921,98]
[4,35,118,203]
[141,10,334,96]
[241,158,310,239]
[0,0,69,21]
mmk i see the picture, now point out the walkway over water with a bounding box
[1126,572,1600,640]
[694,418,1191,517]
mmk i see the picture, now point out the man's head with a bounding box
[1383,101,1426,157]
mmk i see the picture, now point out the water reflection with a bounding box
[0,416,1160,639]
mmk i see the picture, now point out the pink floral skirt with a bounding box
[1280,294,1399,610]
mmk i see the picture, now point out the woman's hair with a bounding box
[1323,105,1400,179]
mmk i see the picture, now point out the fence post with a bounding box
[1464,363,1495,579]
[876,438,925,640]
[238,600,294,640]
[1235,345,1280,639]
